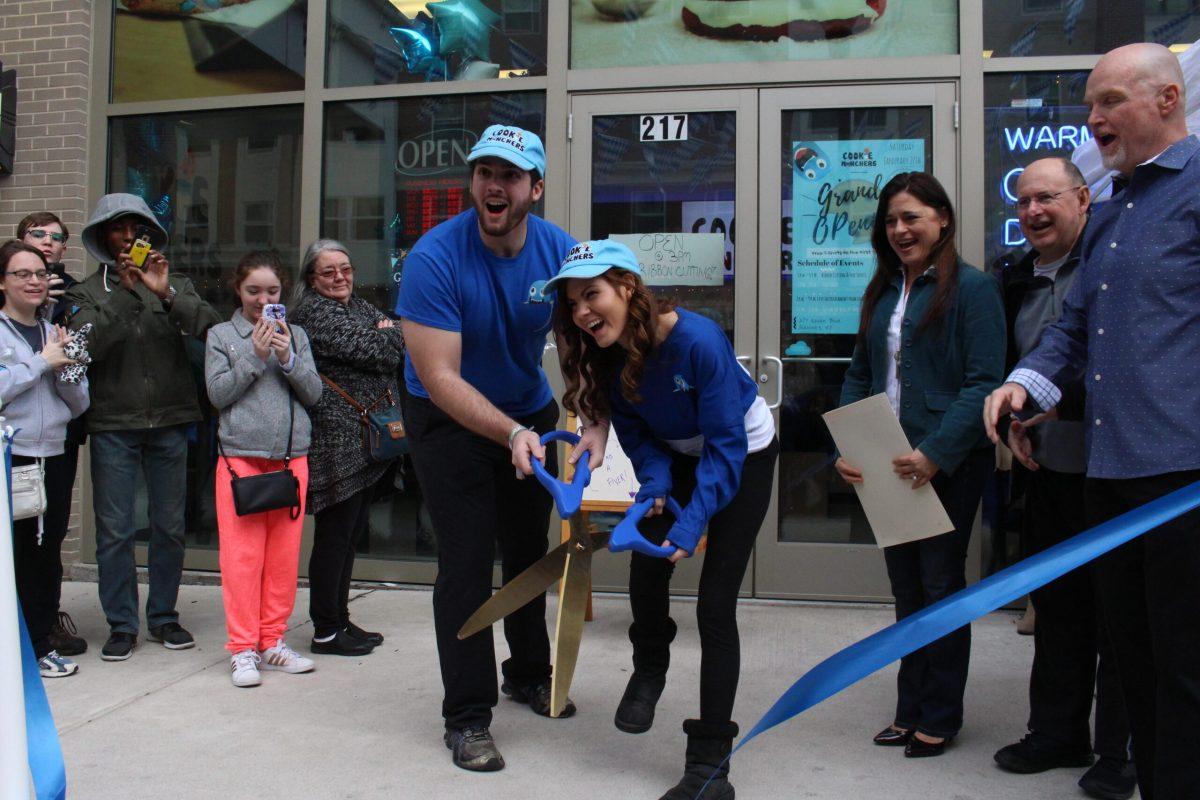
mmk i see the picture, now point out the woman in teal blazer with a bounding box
[836,172,1005,758]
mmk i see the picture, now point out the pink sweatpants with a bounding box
[216,456,308,653]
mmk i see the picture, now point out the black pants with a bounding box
[1024,466,1130,756]
[405,394,560,730]
[883,447,990,739]
[1087,469,1200,800]
[628,438,778,724]
[308,484,374,638]
[12,449,78,658]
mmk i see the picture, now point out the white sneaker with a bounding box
[38,650,78,678]
[259,640,314,674]
[230,649,262,687]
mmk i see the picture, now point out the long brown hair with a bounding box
[231,249,287,296]
[553,269,675,422]
[857,172,960,342]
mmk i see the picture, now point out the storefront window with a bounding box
[322,91,546,561]
[326,0,548,88]
[983,71,1090,271]
[111,2,306,103]
[982,0,1199,57]
[108,107,305,550]
[570,0,958,69]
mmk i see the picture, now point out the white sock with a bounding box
[313,633,336,643]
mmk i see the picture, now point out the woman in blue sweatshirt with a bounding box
[547,239,777,800]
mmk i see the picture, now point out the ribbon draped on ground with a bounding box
[0,432,67,800]
[736,478,1200,753]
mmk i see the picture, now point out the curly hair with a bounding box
[553,269,674,422]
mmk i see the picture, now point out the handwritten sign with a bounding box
[577,422,641,505]
[610,232,725,287]
[791,139,925,334]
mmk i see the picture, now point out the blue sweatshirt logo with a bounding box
[673,374,693,393]
[527,279,550,304]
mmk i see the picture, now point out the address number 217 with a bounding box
[639,114,688,142]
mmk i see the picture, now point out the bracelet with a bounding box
[507,424,530,450]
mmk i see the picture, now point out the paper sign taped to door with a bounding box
[822,393,954,548]
[610,233,725,287]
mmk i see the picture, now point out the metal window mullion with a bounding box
[319,76,548,104]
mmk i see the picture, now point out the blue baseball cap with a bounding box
[467,124,546,176]
[543,239,642,295]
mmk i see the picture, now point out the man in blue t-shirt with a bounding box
[397,124,607,773]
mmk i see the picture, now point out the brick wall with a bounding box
[0,0,94,568]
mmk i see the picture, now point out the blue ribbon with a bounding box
[736,478,1200,753]
[6,440,68,800]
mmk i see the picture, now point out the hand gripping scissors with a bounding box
[457,430,683,717]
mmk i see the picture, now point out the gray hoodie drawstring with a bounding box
[102,264,111,293]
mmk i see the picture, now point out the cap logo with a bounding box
[488,127,526,152]
[563,243,595,265]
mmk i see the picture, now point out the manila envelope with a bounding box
[823,393,954,548]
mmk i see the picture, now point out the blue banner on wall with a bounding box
[790,139,925,334]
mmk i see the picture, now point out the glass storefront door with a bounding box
[568,90,760,595]
[754,84,959,600]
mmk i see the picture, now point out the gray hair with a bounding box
[294,238,351,304]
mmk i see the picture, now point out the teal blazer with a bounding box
[839,261,1006,475]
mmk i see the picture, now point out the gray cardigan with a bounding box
[0,313,90,457]
[205,311,323,459]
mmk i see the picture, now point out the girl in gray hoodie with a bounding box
[0,241,90,679]
[205,251,322,688]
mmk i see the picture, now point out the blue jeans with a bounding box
[91,425,189,634]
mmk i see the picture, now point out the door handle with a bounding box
[737,354,751,369]
[762,355,783,410]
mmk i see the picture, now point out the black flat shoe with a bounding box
[501,679,576,718]
[345,621,384,646]
[905,735,950,758]
[873,726,914,746]
[310,629,374,656]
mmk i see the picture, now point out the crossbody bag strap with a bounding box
[320,374,367,414]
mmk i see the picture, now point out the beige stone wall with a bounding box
[0,0,94,567]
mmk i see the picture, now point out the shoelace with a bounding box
[55,611,78,636]
[232,651,261,671]
[459,727,492,745]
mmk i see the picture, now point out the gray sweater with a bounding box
[205,311,323,459]
[0,313,90,457]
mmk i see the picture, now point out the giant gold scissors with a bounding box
[458,430,682,717]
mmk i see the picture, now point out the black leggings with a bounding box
[308,485,374,638]
[629,438,779,724]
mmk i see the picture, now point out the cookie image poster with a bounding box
[790,139,924,335]
[570,1,958,69]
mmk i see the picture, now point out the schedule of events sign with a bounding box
[791,139,925,334]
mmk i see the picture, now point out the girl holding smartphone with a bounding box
[546,240,778,800]
[205,250,323,687]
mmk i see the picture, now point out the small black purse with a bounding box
[219,394,302,519]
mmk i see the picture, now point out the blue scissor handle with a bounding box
[530,430,592,518]
[609,496,685,559]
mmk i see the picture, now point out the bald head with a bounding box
[1086,43,1189,176]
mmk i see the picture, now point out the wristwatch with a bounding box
[161,285,177,309]
[507,424,530,449]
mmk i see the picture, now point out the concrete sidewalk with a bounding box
[44,581,1125,800]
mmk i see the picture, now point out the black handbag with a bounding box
[320,375,408,462]
[219,394,302,519]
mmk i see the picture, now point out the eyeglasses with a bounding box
[315,265,354,279]
[1015,186,1085,211]
[5,270,50,282]
[25,229,66,243]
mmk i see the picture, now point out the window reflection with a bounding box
[326,0,548,88]
[982,0,1199,57]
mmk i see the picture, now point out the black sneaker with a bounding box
[994,733,1093,774]
[1079,756,1137,800]
[147,622,195,650]
[48,611,87,656]
[345,621,384,646]
[444,726,504,772]
[310,629,374,656]
[501,679,576,718]
[101,631,137,661]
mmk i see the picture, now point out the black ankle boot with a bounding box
[659,719,738,800]
[615,620,676,733]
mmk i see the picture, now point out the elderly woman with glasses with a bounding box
[288,239,405,657]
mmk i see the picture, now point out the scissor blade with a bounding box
[550,544,592,717]
[457,541,570,640]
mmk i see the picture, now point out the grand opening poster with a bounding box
[790,139,925,335]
